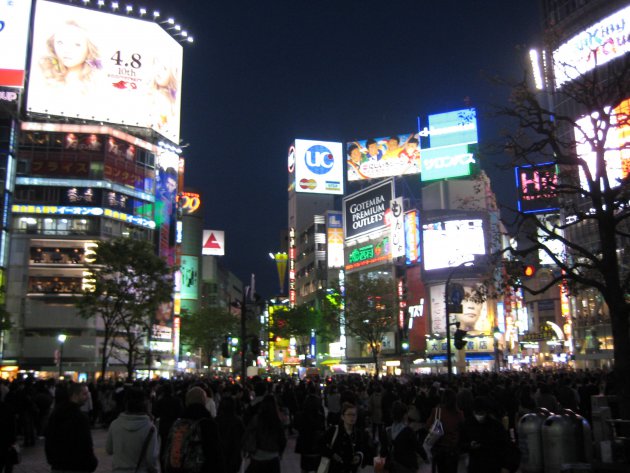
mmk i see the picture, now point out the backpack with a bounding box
[164,418,205,473]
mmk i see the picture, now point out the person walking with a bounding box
[216,396,245,473]
[382,401,422,473]
[106,387,159,473]
[464,397,516,473]
[243,394,287,473]
[45,382,98,473]
[319,402,373,473]
[425,389,464,473]
[294,393,326,473]
[163,386,226,473]
[152,383,183,468]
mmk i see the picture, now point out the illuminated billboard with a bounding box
[515,163,559,214]
[553,6,630,89]
[420,108,478,181]
[404,210,420,265]
[202,230,225,256]
[326,211,344,269]
[346,133,421,181]
[422,216,486,271]
[27,0,183,142]
[180,255,199,300]
[429,282,491,335]
[575,98,630,191]
[179,191,201,215]
[345,233,391,273]
[343,179,394,240]
[0,0,32,87]
[294,139,344,195]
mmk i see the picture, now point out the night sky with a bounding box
[156,0,543,298]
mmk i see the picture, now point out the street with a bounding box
[12,426,440,473]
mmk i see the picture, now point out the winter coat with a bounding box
[45,401,98,472]
[320,425,373,473]
[106,413,159,473]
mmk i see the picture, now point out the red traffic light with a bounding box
[524,265,536,277]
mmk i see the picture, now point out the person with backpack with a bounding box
[152,383,184,468]
[242,394,287,473]
[163,386,226,473]
[106,387,159,473]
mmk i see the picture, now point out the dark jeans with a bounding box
[432,449,458,473]
[246,457,281,473]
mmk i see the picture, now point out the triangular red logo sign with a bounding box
[203,233,221,249]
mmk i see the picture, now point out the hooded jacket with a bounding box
[106,413,159,473]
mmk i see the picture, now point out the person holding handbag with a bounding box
[106,387,159,473]
[425,389,464,473]
[319,402,373,473]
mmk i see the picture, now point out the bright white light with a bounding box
[126,5,133,13]
[153,10,160,18]
[529,49,544,90]
[167,17,175,24]
[187,37,194,43]
[181,30,188,37]
[139,8,147,16]
[57,334,67,343]
[175,24,181,31]
[98,0,105,5]
[111,2,119,11]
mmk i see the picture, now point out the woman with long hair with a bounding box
[294,393,326,473]
[243,394,287,473]
[319,402,373,473]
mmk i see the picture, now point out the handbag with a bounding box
[316,425,339,473]
[422,407,444,456]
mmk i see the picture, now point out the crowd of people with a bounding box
[0,367,615,473]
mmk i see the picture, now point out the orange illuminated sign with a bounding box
[179,192,201,214]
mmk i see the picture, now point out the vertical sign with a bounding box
[390,197,405,259]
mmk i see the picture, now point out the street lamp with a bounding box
[57,334,67,378]
[444,260,474,379]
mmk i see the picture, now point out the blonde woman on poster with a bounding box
[149,57,179,134]
[38,19,102,96]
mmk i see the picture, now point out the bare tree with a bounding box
[497,53,630,415]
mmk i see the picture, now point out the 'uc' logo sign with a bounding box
[304,145,334,175]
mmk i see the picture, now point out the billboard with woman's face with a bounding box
[27,0,183,142]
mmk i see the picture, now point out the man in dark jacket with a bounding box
[45,382,98,473]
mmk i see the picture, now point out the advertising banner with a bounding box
[553,5,630,88]
[294,139,344,195]
[390,197,405,259]
[516,163,559,213]
[404,210,420,264]
[575,98,630,191]
[180,255,199,300]
[0,0,32,87]
[422,217,485,271]
[343,179,393,240]
[429,283,490,335]
[419,108,478,182]
[27,0,183,142]
[344,232,391,273]
[346,133,420,181]
[326,211,344,269]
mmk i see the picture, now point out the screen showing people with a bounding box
[27,0,183,142]
[347,133,421,181]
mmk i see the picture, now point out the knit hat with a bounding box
[185,386,207,406]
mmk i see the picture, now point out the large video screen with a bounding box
[27,0,183,142]
[422,217,486,271]
[515,162,559,214]
[0,0,32,87]
[294,139,344,195]
[553,5,630,89]
[575,98,630,191]
[346,133,420,181]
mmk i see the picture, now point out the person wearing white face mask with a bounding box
[463,398,518,473]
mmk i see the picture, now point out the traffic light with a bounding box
[454,328,467,350]
[524,265,536,277]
